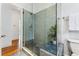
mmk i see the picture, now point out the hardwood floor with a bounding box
[2,39,19,56]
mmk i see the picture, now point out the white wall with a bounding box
[61,3,79,42]
[62,3,79,17]
[57,3,79,43]
[1,4,12,47]
[1,4,20,48]
[57,3,63,43]
[11,8,20,39]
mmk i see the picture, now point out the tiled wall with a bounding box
[34,4,57,46]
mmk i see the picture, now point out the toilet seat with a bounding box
[67,39,79,56]
[67,39,79,43]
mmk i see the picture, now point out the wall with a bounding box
[34,4,56,46]
[11,8,20,39]
[1,4,13,47]
[61,3,79,42]
[1,4,19,48]
[57,3,63,43]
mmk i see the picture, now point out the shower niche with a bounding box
[23,3,57,56]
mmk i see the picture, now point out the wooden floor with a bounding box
[2,39,19,56]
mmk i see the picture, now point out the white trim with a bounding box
[40,48,55,56]
[22,47,37,56]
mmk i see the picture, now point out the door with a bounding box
[0,4,20,56]
[23,9,34,52]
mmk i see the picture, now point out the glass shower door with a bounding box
[34,3,57,56]
[23,8,40,56]
[23,9,33,51]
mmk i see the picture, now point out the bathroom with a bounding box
[0,3,79,56]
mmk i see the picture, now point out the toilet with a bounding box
[67,39,79,56]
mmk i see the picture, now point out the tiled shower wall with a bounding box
[34,5,56,47]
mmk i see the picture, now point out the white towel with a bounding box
[69,13,79,31]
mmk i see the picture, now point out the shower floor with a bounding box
[25,40,57,56]
[41,43,57,55]
[25,40,40,55]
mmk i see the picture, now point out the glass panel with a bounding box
[34,3,57,56]
[23,9,40,55]
[32,14,40,56]
[23,10,33,51]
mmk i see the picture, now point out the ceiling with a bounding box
[33,3,55,13]
[13,3,55,14]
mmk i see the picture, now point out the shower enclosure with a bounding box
[23,3,57,56]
